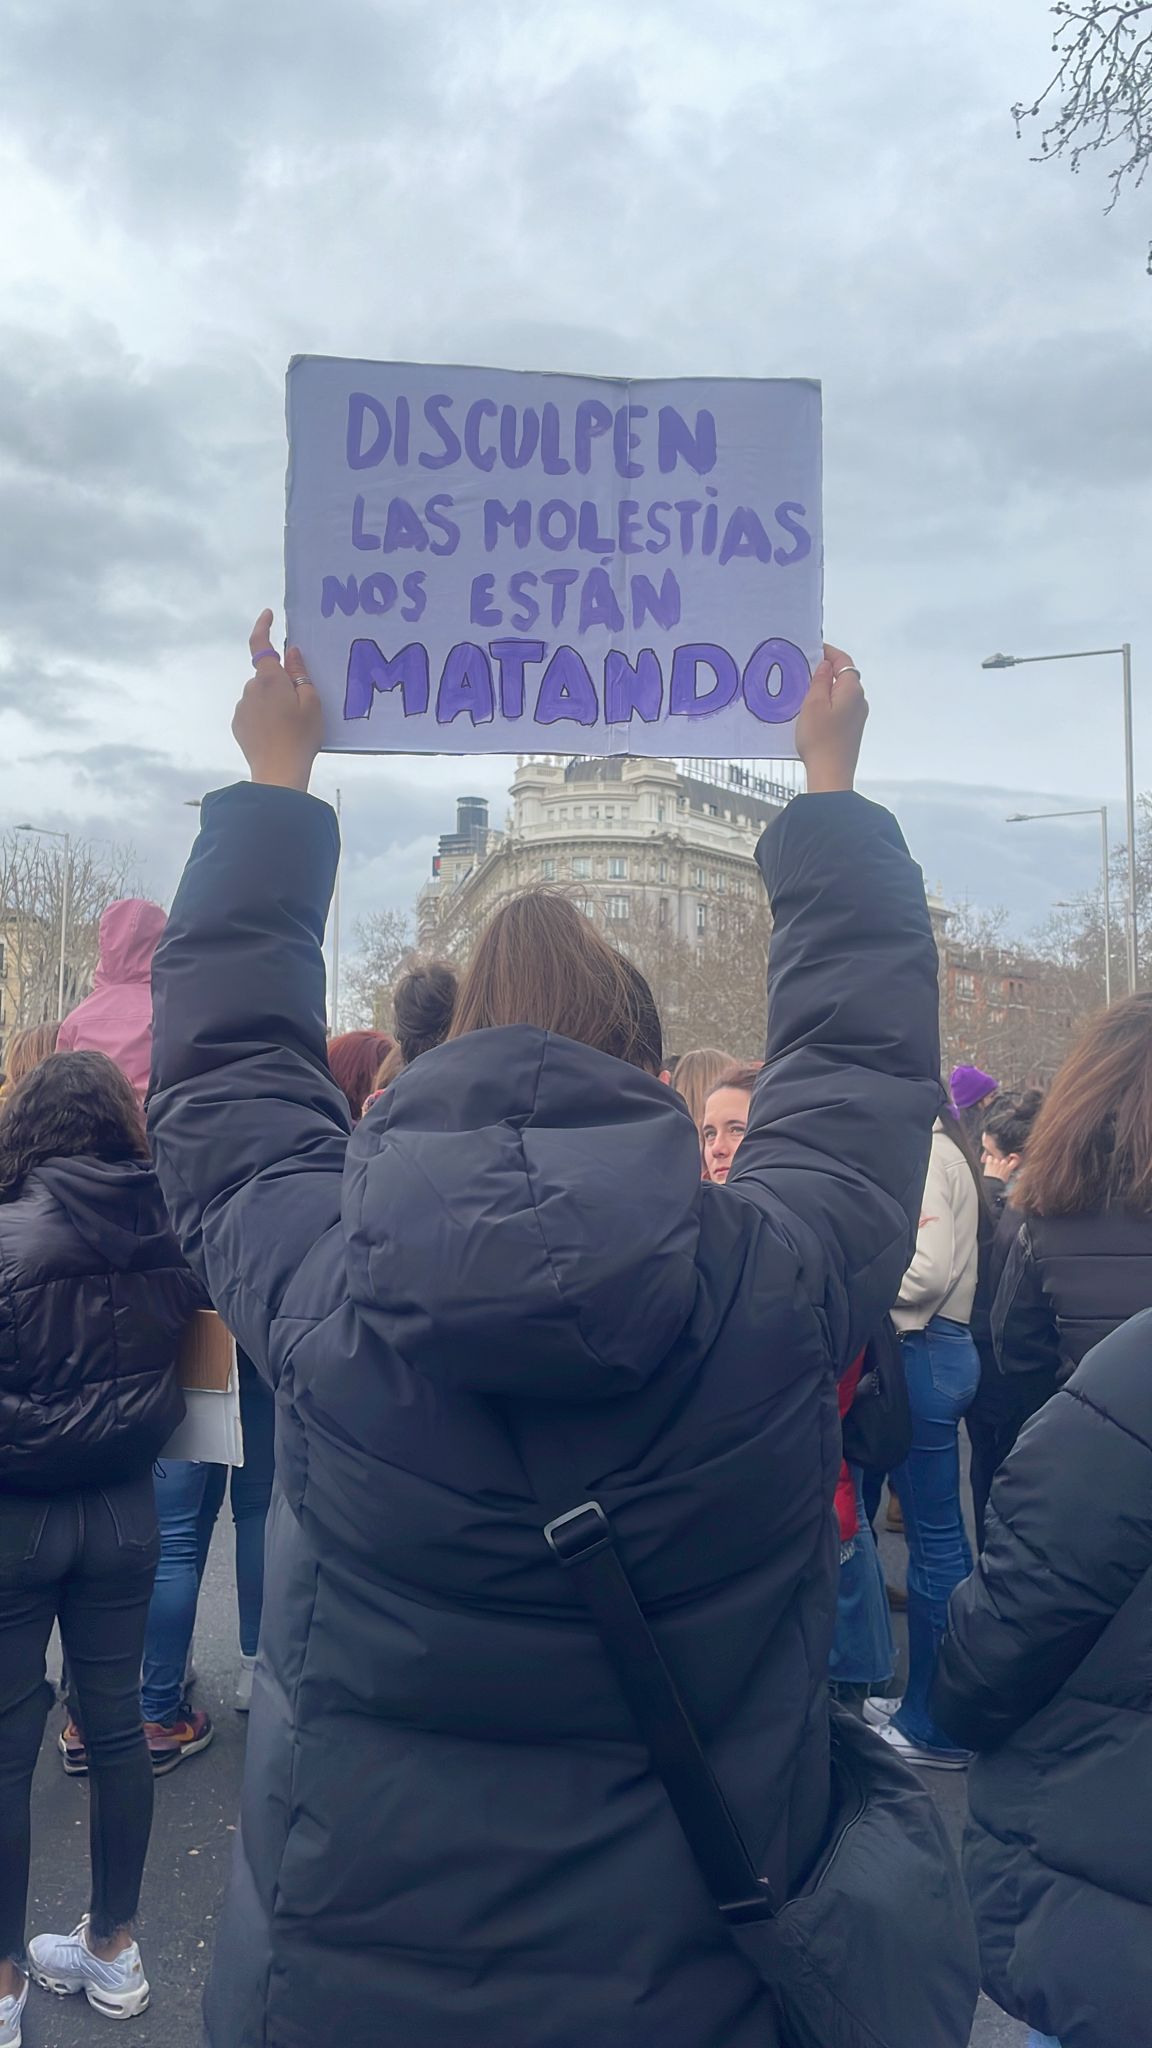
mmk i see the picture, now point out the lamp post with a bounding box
[1007,806,1112,1007]
[330,788,342,1033]
[16,824,71,1020]
[983,645,1137,991]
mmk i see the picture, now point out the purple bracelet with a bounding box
[252,648,279,666]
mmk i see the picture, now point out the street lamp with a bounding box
[1007,807,1112,1007]
[983,645,1137,991]
[16,824,71,1021]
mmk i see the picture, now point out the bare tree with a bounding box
[620,893,771,1060]
[1014,2,1152,265]
[0,833,139,1043]
[343,909,416,1030]
[1032,791,1152,998]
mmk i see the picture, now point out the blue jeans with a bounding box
[140,1355,274,1723]
[891,1318,980,1753]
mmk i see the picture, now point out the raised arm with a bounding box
[147,613,349,1378]
[727,645,942,1367]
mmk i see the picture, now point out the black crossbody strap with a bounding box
[507,1405,777,1926]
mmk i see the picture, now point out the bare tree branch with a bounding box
[342,909,416,1030]
[1014,2,1152,265]
[0,833,139,1041]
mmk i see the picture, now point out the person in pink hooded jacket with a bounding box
[57,900,167,1099]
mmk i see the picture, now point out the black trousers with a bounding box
[966,1359,1056,1550]
[0,1475,159,1964]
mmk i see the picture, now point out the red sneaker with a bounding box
[144,1704,214,1776]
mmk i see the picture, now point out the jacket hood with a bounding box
[343,1025,702,1399]
[29,1156,176,1269]
[94,899,167,988]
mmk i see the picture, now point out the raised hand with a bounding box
[232,611,325,792]
[795,643,868,794]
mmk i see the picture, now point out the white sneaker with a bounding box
[863,1695,902,1730]
[878,1722,973,1772]
[28,1920,150,2019]
[235,1653,256,1713]
[0,1974,28,2047]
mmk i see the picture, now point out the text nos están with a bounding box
[342,637,810,730]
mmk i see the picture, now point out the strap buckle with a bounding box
[543,1500,612,1565]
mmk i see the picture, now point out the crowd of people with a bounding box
[0,617,1148,2048]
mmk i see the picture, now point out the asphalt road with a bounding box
[21,1510,1028,2048]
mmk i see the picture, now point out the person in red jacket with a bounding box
[57,901,167,1101]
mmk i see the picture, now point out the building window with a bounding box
[0,941,5,979]
[576,897,595,919]
[714,871,725,893]
[696,903,707,933]
[541,858,556,882]
[659,897,669,927]
[692,865,706,887]
[608,856,628,880]
[658,859,668,882]
[735,877,745,898]
[572,857,591,880]
[657,802,666,823]
[705,801,719,816]
[607,896,630,922]
[588,806,599,820]
[546,808,556,822]
[956,972,976,1001]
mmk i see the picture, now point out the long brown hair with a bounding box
[1015,994,1152,1215]
[449,892,662,1072]
[673,1047,738,1133]
[937,1108,991,1218]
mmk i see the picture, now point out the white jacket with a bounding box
[892,1124,980,1332]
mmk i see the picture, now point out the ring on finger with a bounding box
[832,664,861,680]
[252,649,279,667]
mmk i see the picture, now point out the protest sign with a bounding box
[285,358,822,756]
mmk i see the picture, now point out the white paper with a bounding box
[285,357,822,758]
[159,1374,245,1467]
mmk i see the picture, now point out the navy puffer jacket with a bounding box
[934,1310,1152,2046]
[0,1155,198,1494]
[148,782,940,2048]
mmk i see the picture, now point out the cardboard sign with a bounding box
[177,1310,235,1393]
[285,358,822,757]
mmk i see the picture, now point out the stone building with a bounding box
[417,754,802,957]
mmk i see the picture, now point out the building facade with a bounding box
[417,755,802,956]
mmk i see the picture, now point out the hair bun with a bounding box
[393,961,458,1064]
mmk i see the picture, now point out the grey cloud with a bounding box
[0,324,280,694]
[868,778,1110,933]
[3,0,444,234]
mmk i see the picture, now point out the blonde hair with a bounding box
[672,1047,738,1135]
[2,1021,61,1095]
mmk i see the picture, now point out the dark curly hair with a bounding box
[0,1050,149,1201]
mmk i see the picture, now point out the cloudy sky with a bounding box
[2,0,1149,968]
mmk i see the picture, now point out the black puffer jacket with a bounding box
[933,1310,1152,2046]
[148,782,941,2048]
[993,1207,1152,1384]
[0,1155,199,1494]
